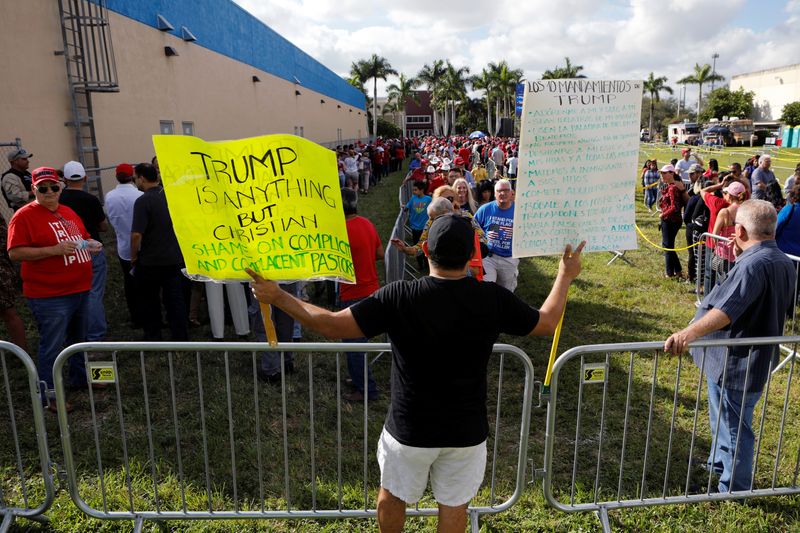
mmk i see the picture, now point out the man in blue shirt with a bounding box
[474,179,517,291]
[408,152,422,172]
[750,154,776,192]
[665,199,795,493]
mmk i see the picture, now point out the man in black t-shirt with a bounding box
[59,161,108,342]
[248,215,585,533]
[130,163,188,341]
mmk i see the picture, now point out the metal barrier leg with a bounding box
[0,513,15,533]
[606,250,632,266]
[133,516,144,533]
[595,507,611,533]
[772,350,798,375]
[469,508,480,533]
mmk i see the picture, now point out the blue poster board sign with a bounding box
[515,83,525,117]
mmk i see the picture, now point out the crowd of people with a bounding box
[642,146,800,286]
[0,134,523,411]
[3,132,799,530]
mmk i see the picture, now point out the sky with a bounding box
[234,0,800,107]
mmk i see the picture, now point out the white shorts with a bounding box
[376,428,487,507]
[482,255,519,292]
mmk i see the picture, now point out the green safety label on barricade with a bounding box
[582,363,606,384]
[88,362,116,383]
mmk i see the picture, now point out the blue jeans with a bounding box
[88,251,107,341]
[340,298,378,399]
[644,187,658,209]
[660,219,682,276]
[706,377,761,492]
[28,292,89,393]
[249,283,296,376]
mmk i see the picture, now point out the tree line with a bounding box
[347,55,588,137]
[347,56,800,138]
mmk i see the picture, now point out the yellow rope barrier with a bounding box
[634,223,704,251]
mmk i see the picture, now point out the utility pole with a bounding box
[711,52,720,91]
[677,84,686,120]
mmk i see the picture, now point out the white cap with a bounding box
[63,161,86,180]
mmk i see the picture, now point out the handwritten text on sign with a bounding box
[153,134,354,282]
[513,79,643,257]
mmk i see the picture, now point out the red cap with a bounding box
[31,166,60,185]
[454,156,465,166]
[116,163,134,178]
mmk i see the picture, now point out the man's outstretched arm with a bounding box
[246,268,366,340]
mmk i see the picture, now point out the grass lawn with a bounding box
[1,145,800,532]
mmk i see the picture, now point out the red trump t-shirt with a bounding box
[7,202,92,298]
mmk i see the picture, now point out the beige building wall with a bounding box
[730,64,800,121]
[0,0,367,193]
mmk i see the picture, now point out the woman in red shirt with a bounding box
[658,164,688,278]
[8,167,102,411]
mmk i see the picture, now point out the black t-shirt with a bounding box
[131,186,184,267]
[59,188,106,242]
[351,276,539,447]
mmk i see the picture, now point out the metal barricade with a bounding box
[385,180,422,283]
[0,342,55,531]
[694,232,734,307]
[542,337,800,532]
[53,342,534,532]
[776,254,800,375]
[385,208,409,284]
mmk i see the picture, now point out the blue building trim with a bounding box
[101,0,366,109]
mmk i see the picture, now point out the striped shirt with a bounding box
[690,240,795,392]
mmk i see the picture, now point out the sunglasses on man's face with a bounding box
[36,184,61,194]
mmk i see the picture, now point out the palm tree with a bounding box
[357,54,397,139]
[488,60,524,134]
[471,68,494,132]
[678,63,725,117]
[435,62,470,136]
[456,97,487,133]
[542,57,586,79]
[348,60,368,96]
[642,72,673,141]
[386,73,420,139]
[417,60,446,135]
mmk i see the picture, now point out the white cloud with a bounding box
[233,0,800,109]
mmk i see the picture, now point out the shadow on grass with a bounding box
[541,345,800,508]
[26,344,533,520]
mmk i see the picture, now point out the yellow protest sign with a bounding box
[152,134,354,282]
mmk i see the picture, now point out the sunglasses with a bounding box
[36,184,61,194]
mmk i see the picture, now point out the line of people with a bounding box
[0,142,413,409]
[644,147,800,287]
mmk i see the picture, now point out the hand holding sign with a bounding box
[513,79,643,257]
[153,133,354,283]
[153,133,354,345]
